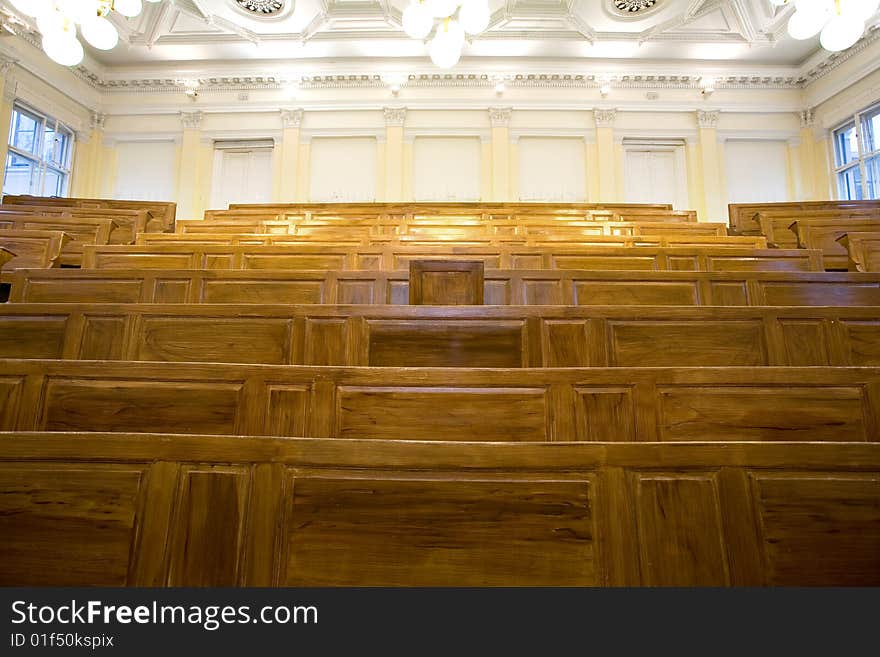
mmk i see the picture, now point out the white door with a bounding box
[210,148,273,209]
[624,146,688,209]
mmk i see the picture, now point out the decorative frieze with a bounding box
[800,109,815,128]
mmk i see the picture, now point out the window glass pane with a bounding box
[861,106,880,154]
[865,155,879,200]
[56,128,71,167]
[3,152,37,195]
[10,108,40,155]
[43,167,64,197]
[43,123,58,164]
[837,166,863,200]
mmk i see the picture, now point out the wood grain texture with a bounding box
[2,303,879,367]
[0,215,114,266]
[728,200,880,234]
[0,230,69,269]
[838,232,880,272]
[0,433,876,586]
[409,260,484,304]
[793,217,880,269]
[0,360,877,442]
[2,195,175,233]
[14,268,880,305]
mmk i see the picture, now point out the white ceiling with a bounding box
[2,0,876,77]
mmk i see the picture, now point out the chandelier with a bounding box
[401,0,490,69]
[772,0,879,52]
[8,0,162,66]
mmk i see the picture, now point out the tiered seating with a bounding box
[2,200,878,587]
[0,230,68,270]
[839,232,880,272]
[2,194,176,233]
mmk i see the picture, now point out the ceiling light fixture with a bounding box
[772,0,880,52]
[8,0,162,67]
[401,0,491,69]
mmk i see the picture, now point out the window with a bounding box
[3,103,73,197]
[833,102,880,200]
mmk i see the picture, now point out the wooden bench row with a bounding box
[138,232,768,249]
[756,209,880,249]
[729,200,880,234]
[1,432,876,586]
[0,230,69,269]
[1,360,878,442]
[0,215,114,266]
[80,244,822,272]
[0,205,151,244]
[177,218,719,238]
[2,194,176,233]
[4,303,879,368]
[9,268,880,306]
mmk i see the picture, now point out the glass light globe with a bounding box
[56,0,99,23]
[459,0,490,35]
[402,2,434,39]
[10,0,52,18]
[113,0,144,18]
[443,18,465,47]
[426,0,458,18]
[787,6,830,39]
[820,14,865,51]
[429,24,463,68]
[81,16,119,50]
[42,33,84,66]
[36,10,65,37]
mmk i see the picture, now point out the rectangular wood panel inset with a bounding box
[409,260,484,305]
[608,321,766,367]
[0,316,67,359]
[136,317,293,365]
[41,379,244,435]
[283,474,596,585]
[201,280,325,304]
[79,316,127,360]
[336,386,548,441]
[367,320,524,367]
[575,387,636,442]
[840,321,880,366]
[168,467,250,586]
[634,474,729,586]
[658,386,868,442]
[752,473,880,585]
[573,281,698,306]
[0,465,144,586]
[0,376,25,429]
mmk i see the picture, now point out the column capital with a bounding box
[0,55,17,78]
[488,106,512,128]
[383,106,407,127]
[89,111,106,131]
[800,108,815,128]
[696,110,720,129]
[180,110,203,130]
[281,108,303,129]
[594,109,616,128]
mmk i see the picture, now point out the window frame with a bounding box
[832,101,880,200]
[5,101,74,197]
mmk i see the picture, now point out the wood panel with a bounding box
[0,433,876,586]
[0,205,149,244]
[0,215,114,266]
[2,195,175,233]
[81,244,821,272]
[0,230,69,270]
[11,268,880,306]
[839,232,880,272]
[728,200,880,234]
[2,303,880,367]
[794,217,880,269]
[409,260,484,304]
[0,360,877,442]
[756,209,880,249]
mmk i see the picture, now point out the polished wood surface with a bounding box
[139,232,769,249]
[11,268,880,305]
[409,260,484,304]
[0,432,876,586]
[224,201,673,215]
[729,200,880,234]
[793,217,880,269]
[1,195,176,233]
[756,209,880,249]
[0,247,12,269]
[0,205,150,244]
[0,230,69,270]
[81,244,822,272]
[0,215,114,266]
[0,360,877,442]
[3,303,880,367]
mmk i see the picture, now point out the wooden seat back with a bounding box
[1,194,175,232]
[729,200,880,233]
[0,215,115,265]
[838,232,880,272]
[12,268,877,306]
[0,230,69,270]
[792,217,880,269]
[3,302,880,367]
[0,205,150,244]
